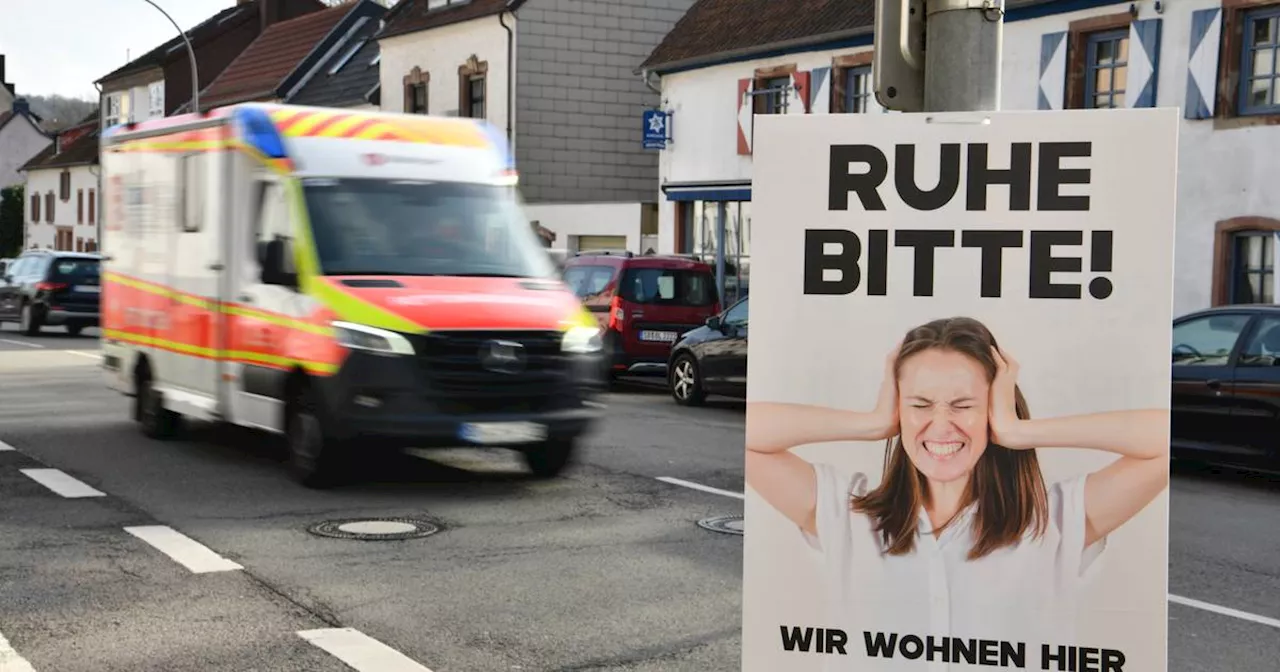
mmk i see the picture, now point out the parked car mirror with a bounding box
[705,315,721,331]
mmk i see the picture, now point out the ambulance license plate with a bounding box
[459,421,547,445]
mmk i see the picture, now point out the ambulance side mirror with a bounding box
[261,238,297,289]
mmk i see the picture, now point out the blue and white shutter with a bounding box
[810,66,832,114]
[1185,7,1223,119]
[1038,31,1067,110]
[1125,19,1163,107]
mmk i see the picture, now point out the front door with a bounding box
[1170,312,1251,450]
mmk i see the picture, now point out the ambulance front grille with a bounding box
[408,330,570,402]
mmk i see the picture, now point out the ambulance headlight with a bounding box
[561,326,602,354]
[332,321,415,356]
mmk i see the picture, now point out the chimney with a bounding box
[261,0,281,31]
[12,98,29,116]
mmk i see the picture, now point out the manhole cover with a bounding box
[307,517,440,541]
[697,515,744,536]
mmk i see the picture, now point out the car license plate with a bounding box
[639,330,677,343]
[458,421,547,445]
[75,285,100,293]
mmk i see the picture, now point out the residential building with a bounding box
[186,0,387,111]
[0,55,51,198]
[270,0,389,110]
[95,0,329,127]
[375,0,696,255]
[639,0,1280,316]
[18,114,101,252]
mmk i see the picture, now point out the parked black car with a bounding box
[0,250,102,335]
[1172,304,1280,470]
[666,296,748,405]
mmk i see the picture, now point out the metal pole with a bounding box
[923,0,1004,112]
[715,202,727,305]
[141,0,199,115]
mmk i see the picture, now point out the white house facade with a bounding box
[19,119,101,252]
[642,0,1280,317]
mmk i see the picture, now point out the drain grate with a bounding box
[307,517,440,541]
[697,515,744,536]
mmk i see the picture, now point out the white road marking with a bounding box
[298,628,434,672]
[123,525,243,574]
[0,340,42,349]
[1169,593,1280,629]
[0,440,14,452]
[61,350,101,361]
[655,476,745,500]
[0,628,37,672]
[19,469,105,498]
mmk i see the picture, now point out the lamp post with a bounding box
[140,0,199,114]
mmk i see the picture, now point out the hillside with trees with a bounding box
[23,94,96,133]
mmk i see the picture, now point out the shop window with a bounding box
[678,200,752,305]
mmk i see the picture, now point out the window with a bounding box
[1238,316,1280,366]
[76,238,84,252]
[427,0,469,10]
[179,153,205,232]
[1085,29,1128,108]
[619,268,717,307]
[88,189,96,224]
[466,76,485,118]
[60,171,71,201]
[30,194,39,222]
[722,297,749,327]
[758,76,790,114]
[55,227,73,251]
[77,189,84,224]
[45,192,54,223]
[104,94,120,127]
[1240,6,1280,115]
[562,265,615,299]
[149,81,164,118]
[1230,231,1274,304]
[677,200,750,305]
[404,67,428,114]
[1172,314,1250,366]
[458,57,487,118]
[843,66,873,113]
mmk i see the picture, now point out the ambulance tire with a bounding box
[285,382,348,489]
[522,437,576,479]
[135,365,181,440]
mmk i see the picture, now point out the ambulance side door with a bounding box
[227,175,294,432]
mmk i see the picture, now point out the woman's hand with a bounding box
[988,346,1032,449]
[869,342,901,440]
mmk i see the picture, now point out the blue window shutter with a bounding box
[1186,8,1222,119]
[1125,19,1162,107]
[810,66,832,114]
[1039,31,1067,109]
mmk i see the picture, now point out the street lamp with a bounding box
[140,0,199,114]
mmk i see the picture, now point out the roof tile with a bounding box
[199,3,353,108]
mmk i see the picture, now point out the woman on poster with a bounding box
[745,316,1169,655]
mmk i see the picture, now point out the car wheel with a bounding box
[522,437,576,478]
[670,353,706,406]
[20,304,41,336]
[136,368,180,439]
[66,324,83,336]
[285,382,346,489]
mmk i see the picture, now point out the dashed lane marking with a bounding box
[298,628,435,672]
[0,628,37,672]
[0,340,42,349]
[19,468,105,498]
[655,476,745,500]
[60,350,102,361]
[124,525,244,574]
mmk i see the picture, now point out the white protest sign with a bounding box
[743,108,1178,672]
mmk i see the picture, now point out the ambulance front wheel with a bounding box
[285,382,348,489]
[522,437,577,479]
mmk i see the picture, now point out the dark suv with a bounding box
[0,250,102,335]
[562,250,721,379]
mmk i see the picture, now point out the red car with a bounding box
[562,250,721,380]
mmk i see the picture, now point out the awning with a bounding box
[661,180,752,202]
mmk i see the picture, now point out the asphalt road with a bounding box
[0,325,1276,671]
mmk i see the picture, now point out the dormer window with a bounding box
[426,0,469,11]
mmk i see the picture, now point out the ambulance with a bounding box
[99,103,606,488]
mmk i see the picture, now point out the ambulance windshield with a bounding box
[300,178,557,279]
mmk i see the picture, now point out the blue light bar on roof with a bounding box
[231,106,287,159]
[476,120,515,171]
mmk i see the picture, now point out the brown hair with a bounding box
[850,317,1049,560]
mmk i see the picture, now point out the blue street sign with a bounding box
[642,109,668,149]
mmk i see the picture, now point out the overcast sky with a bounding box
[1,0,232,100]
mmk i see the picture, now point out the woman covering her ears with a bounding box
[745,316,1169,658]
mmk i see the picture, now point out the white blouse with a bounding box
[796,462,1108,672]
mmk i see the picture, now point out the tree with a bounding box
[0,185,24,258]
